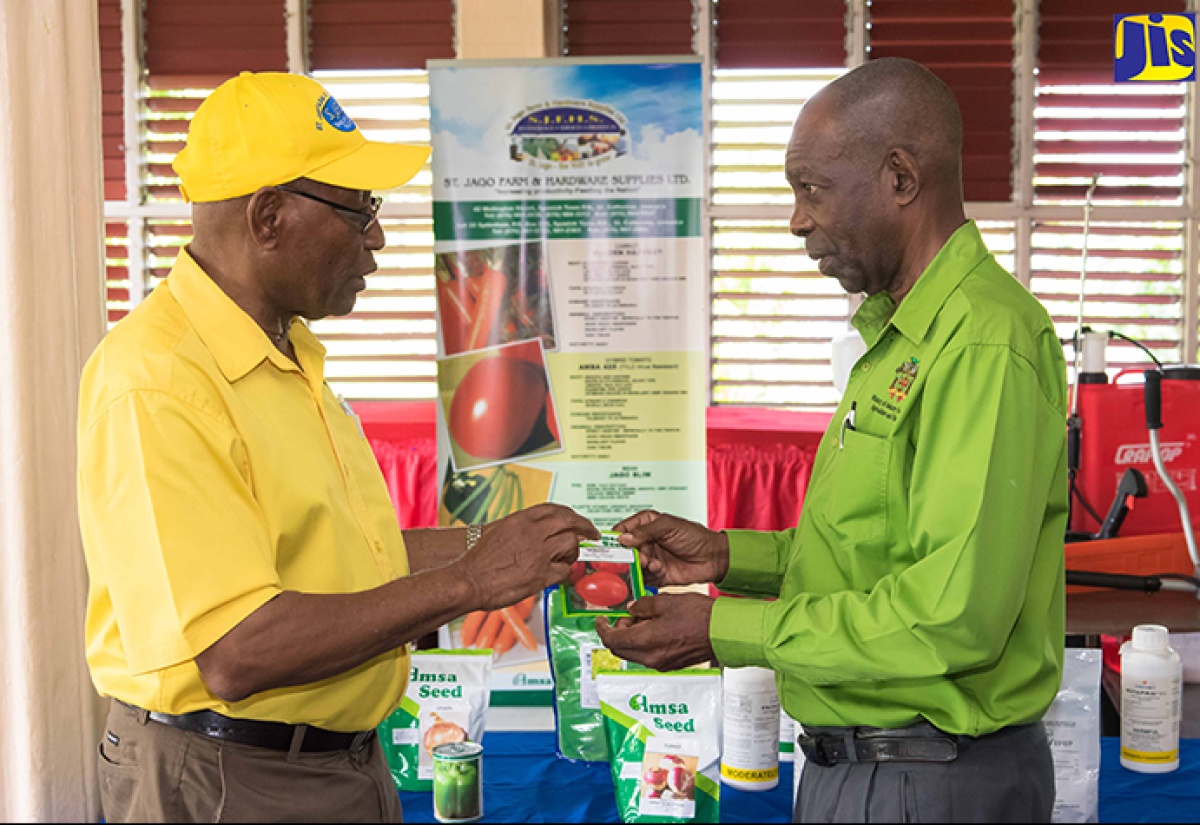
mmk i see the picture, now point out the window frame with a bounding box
[103,0,1200,409]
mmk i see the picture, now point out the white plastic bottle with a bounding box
[721,666,780,791]
[1120,624,1183,773]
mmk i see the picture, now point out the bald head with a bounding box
[784,58,969,300]
[814,57,963,195]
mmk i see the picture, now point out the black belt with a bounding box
[124,702,375,753]
[798,721,961,767]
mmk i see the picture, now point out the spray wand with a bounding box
[1062,174,1200,595]
[1142,370,1200,597]
[1065,175,1100,529]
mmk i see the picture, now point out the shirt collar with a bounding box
[851,220,989,347]
[168,247,325,383]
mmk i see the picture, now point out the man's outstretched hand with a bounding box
[595,593,716,672]
[613,510,729,589]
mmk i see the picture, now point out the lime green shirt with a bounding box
[710,221,1068,736]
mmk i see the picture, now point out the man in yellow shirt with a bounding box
[78,72,597,823]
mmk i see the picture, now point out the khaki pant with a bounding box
[98,700,403,823]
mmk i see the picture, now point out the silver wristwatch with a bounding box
[465,523,482,551]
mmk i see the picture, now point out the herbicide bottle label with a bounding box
[1120,627,1183,774]
[1121,677,1181,764]
[720,687,781,785]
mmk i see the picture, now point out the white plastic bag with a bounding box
[779,710,795,763]
[1168,631,1200,683]
[1043,648,1102,824]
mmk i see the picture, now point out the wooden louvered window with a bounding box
[1036,0,1186,206]
[867,0,1016,203]
[710,70,847,408]
[709,0,850,408]
[99,0,125,202]
[716,0,847,69]
[563,0,697,56]
[1034,0,1191,371]
[712,0,1200,408]
[1031,221,1185,367]
[143,0,287,81]
[309,0,454,70]
[101,0,448,402]
[138,73,439,401]
[308,72,437,400]
[99,1,1200,408]
[99,0,130,325]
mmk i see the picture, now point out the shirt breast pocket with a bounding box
[817,427,891,546]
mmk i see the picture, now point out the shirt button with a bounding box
[373,541,384,554]
[860,362,872,373]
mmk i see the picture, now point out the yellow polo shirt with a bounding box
[78,248,411,732]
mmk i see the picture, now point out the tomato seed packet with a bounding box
[561,531,648,617]
[597,670,722,823]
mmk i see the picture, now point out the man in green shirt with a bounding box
[597,58,1067,822]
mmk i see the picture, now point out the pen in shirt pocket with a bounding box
[839,401,857,450]
[337,393,367,439]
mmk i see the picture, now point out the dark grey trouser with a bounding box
[794,723,1055,823]
[98,700,403,823]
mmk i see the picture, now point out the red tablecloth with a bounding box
[353,402,830,532]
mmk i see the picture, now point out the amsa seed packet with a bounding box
[378,649,492,791]
[562,531,648,617]
[597,670,722,824]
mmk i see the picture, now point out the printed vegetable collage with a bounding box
[458,593,538,657]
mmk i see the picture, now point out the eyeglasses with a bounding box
[276,185,383,234]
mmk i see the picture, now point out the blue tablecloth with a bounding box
[1098,737,1200,823]
[398,729,792,823]
[399,733,1199,823]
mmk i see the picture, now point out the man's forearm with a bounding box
[197,503,595,704]
[196,560,478,704]
[403,526,469,573]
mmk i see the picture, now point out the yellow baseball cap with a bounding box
[173,72,430,203]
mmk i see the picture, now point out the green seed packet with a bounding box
[546,586,647,762]
[378,649,492,792]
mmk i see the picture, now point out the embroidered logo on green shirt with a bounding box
[887,357,920,402]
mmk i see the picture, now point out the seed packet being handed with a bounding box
[561,531,648,617]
